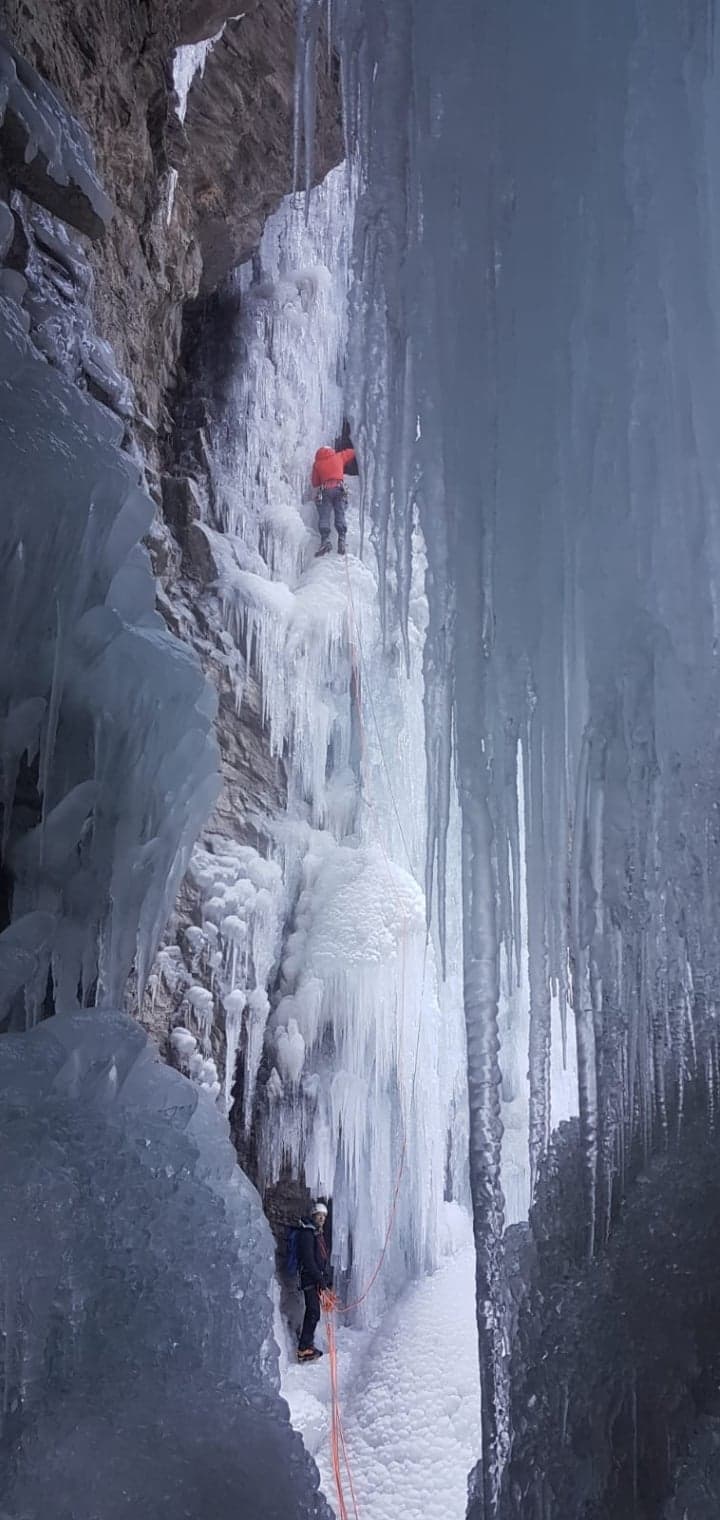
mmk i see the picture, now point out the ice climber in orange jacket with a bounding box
[311,445,356,556]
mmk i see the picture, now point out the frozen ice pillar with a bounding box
[0,1009,332,1518]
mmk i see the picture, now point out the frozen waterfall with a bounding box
[6,0,720,1512]
[169,166,471,1318]
[293,0,720,1510]
[0,59,329,1520]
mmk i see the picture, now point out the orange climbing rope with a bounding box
[314,554,431,1518]
[321,1287,361,1520]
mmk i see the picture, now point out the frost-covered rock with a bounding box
[0,1009,332,1519]
[0,40,111,237]
[2,9,341,448]
[0,283,218,1021]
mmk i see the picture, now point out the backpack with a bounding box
[286,1225,301,1281]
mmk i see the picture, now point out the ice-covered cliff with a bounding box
[0,18,474,1519]
[6,1,720,1517]
[154,162,471,1316]
[301,0,720,1513]
[0,33,337,1520]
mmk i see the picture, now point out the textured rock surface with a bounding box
[180,0,249,46]
[3,0,190,440]
[145,490,287,1073]
[498,1118,720,1520]
[2,0,341,449]
[0,40,110,237]
[0,3,341,1080]
[664,1411,720,1519]
[181,5,341,292]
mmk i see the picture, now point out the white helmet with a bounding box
[312,1200,328,1218]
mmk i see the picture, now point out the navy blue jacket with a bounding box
[297,1219,330,1291]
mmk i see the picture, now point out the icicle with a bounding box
[243,988,270,1134]
[525,714,551,1198]
[502,719,522,995]
[392,339,416,672]
[461,787,508,1515]
[569,729,598,1259]
[422,581,454,972]
[293,0,323,202]
[38,599,65,843]
[1,697,46,852]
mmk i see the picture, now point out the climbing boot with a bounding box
[298,1347,323,1363]
[315,540,331,558]
[337,536,346,556]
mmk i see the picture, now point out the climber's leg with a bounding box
[298,1286,322,1353]
[331,486,347,554]
[315,489,332,556]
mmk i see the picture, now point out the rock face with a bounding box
[0,41,111,237]
[2,0,341,453]
[0,4,342,1091]
[3,0,190,441]
[182,6,341,293]
[179,1,247,46]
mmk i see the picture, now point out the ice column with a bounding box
[327,0,720,1505]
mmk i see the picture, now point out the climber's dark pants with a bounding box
[317,485,347,542]
[299,1286,321,1350]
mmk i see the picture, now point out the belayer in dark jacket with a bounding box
[297,1200,330,1362]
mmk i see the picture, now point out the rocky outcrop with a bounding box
[179,1,246,47]
[0,3,341,1113]
[0,42,110,238]
[3,0,187,443]
[2,0,341,461]
[180,5,341,292]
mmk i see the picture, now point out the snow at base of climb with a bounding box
[281,1205,481,1520]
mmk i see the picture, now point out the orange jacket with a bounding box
[311,446,355,488]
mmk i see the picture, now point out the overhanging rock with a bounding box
[0,38,111,237]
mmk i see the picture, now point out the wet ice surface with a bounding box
[283,1206,480,1520]
[0,1010,332,1519]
